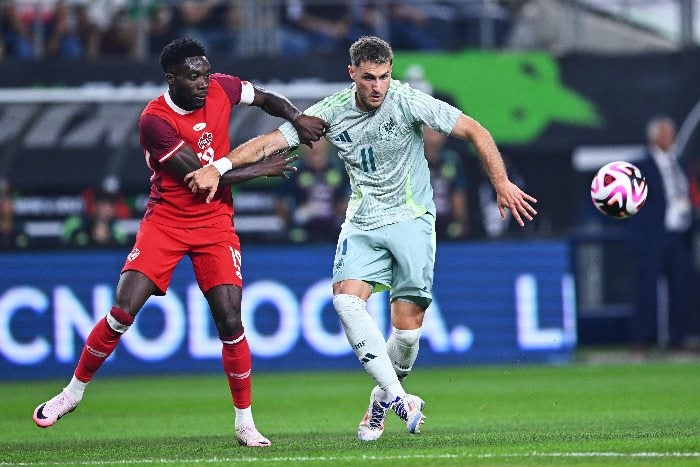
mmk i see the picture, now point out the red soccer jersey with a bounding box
[138,74,244,228]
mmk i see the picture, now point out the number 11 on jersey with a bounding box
[360,146,376,173]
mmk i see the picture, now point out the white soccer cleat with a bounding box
[33,390,79,428]
[357,386,387,441]
[236,425,271,447]
[391,393,426,434]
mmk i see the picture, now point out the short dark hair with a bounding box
[349,36,393,67]
[159,38,206,73]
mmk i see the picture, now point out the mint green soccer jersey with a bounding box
[279,79,462,230]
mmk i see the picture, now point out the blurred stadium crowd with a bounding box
[0,0,696,250]
[0,0,527,250]
[0,0,514,61]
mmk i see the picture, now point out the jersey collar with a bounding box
[164,90,195,116]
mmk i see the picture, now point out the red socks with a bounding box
[73,307,253,411]
[74,306,134,383]
[221,330,252,409]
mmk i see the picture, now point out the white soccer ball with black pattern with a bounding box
[590,161,647,219]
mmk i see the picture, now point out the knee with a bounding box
[391,327,421,347]
[218,317,242,336]
[332,294,366,324]
[214,309,242,336]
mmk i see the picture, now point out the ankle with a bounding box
[63,375,88,403]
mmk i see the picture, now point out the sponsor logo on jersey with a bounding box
[198,132,213,149]
[193,122,206,131]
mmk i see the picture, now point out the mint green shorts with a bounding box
[332,213,436,308]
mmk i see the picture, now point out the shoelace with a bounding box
[392,400,407,421]
[367,402,386,429]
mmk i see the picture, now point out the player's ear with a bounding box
[348,65,355,80]
[164,73,174,85]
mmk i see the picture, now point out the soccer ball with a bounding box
[590,161,647,219]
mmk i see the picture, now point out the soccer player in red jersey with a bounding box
[32,38,329,447]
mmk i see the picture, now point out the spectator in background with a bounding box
[173,0,239,56]
[0,1,34,60]
[626,116,694,350]
[146,1,178,55]
[0,183,28,249]
[452,0,513,49]
[350,1,390,40]
[279,0,354,56]
[62,189,130,248]
[387,2,452,51]
[423,125,470,239]
[44,1,85,59]
[85,0,139,59]
[73,2,102,59]
[276,138,348,243]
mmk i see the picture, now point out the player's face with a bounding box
[349,61,392,112]
[166,56,211,111]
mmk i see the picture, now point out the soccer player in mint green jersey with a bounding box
[186,36,538,441]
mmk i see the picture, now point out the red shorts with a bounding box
[122,219,242,295]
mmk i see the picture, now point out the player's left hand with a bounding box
[185,165,221,203]
[293,115,329,147]
[495,181,538,227]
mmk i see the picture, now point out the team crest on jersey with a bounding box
[193,122,206,131]
[127,247,140,261]
[379,117,397,140]
[333,257,344,275]
[198,132,213,149]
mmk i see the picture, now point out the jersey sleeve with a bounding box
[399,82,461,135]
[211,73,244,107]
[278,121,300,147]
[277,99,327,148]
[139,113,186,163]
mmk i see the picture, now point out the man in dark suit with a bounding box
[626,115,694,349]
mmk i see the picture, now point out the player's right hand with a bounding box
[494,180,538,227]
[293,115,329,147]
[185,165,220,203]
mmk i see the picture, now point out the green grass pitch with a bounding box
[1,360,699,466]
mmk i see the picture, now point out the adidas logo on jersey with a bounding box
[334,130,352,143]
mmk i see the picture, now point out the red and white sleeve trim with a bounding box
[158,140,186,163]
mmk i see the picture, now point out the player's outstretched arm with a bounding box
[220,148,298,185]
[165,145,296,194]
[251,85,329,147]
[185,130,292,203]
[450,114,538,226]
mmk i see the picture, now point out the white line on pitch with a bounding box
[3,452,700,465]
